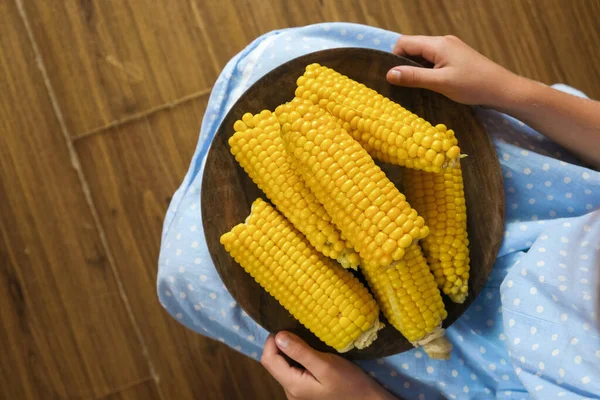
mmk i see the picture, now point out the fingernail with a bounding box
[389,70,401,82]
[275,333,289,349]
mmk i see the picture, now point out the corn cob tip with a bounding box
[220,231,234,246]
[449,291,468,304]
[245,198,262,223]
[241,112,254,128]
[412,326,452,360]
[422,335,453,360]
[444,155,461,169]
[233,120,248,132]
[338,319,385,353]
[337,249,361,270]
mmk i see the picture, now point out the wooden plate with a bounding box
[201,48,505,359]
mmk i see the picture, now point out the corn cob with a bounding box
[295,63,461,173]
[229,109,361,269]
[220,198,384,352]
[277,99,429,269]
[361,242,451,359]
[402,162,470,303]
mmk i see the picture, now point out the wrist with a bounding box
[486,73,540,113]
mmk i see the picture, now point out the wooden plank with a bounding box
[23,0,599,139]
[526,0,600,99]
[101,380,161,400]
[194,0,370,69]
[22,1,220,136]
[0,1,151,399]
[73,97,285,400]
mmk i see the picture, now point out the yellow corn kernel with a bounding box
[278,99,429,269]
[361,242,452,359]
[230,109,360,269]
[402,163,470,303]
[296,64,461,173]
[220,199,383,352]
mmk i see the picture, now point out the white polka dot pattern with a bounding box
[156,22,600,400]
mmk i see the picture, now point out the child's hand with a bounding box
[387,35,518,107]
[387,35,600,166]
[261,332,397,400]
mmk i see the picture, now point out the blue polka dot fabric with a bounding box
[157,23,600,399]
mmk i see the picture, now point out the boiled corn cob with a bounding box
[220,198,384,352]
[229,109,361,269]
[361,242,451,359]
[277,99,429,269]
[402,162,470,303]
[295,63,461,173]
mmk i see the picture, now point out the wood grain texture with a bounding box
[22,1,220,136]
[22,0,600,138]
[2,0,599,399]
[73,98,285,400]
[201,48,504,359]
[0,1,150,399]
[101,381,160,400]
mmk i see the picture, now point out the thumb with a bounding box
[386,66,443,90]
[275,331,328,378]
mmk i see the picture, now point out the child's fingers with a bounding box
[386,66,445,91]
[262,334,321,397]
[392,35,444,64]
[274,331,329,380]
[261,334,298,388]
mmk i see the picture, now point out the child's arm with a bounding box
[386,35,600,168]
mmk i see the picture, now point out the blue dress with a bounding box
[157,23,600,400]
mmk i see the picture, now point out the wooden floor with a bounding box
[1,1,599,399]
